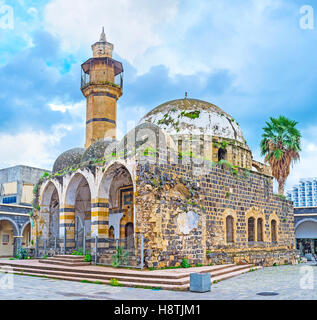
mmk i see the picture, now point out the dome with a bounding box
[81,138,116,162]
[52,148,85,173]
[116,122,177,153]
[138,98,246,144]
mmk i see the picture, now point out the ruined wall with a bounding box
[135,159,298,268]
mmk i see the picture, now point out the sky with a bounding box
[0,0,317,192]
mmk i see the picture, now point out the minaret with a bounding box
[81,28,123,148]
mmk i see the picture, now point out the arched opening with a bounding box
[125,222,134,249]
[41,181,60,245]
[22,222,31,247]
[271,219,277,242]
[226,216,234,243]
[99,163,134,245]
[109,226,114,239]
[295,220,317,256]
[66,173,92,252]
[248,217,255,242]
[0,219,18,258]
[218,148,227,161]
[257,218,263,242]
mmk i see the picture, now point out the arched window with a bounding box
[109,226,114,239]
[226,216,234,243]
[257,218,263,241]
[218,148,227,161]
[271,219,277,242]
[248,217,255,242]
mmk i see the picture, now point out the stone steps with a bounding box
[38,255,90,267]
[0,260,261,291]
[3,264,257,286]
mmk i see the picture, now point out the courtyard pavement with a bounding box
[0,262,316,300]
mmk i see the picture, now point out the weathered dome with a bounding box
[52,148,85,173]
[138,98,246,144]
[81,138,116,162]
[116,122,177,153]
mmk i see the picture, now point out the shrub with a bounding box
[72,248,83,256]
[181,258,191,268]
[16,247,28,260]
[110,278,120,286]
[84,254,91,262]
[112,246,130,267]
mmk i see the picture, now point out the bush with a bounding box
[181,258,191,268]
[72,248,83,256]
[112,246,130,267]
[84,254,91,262]
[16,247,28,260]
[110,278,120,286]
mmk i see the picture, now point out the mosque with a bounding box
[32,29,298,268]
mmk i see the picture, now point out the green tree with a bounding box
[260,116,301,195]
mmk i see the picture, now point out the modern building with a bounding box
[31,29,298,268]
[294,207,317,259]
[0,165,49,257]
[287,178,317,207]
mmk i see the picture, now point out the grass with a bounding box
[81,280,94,284]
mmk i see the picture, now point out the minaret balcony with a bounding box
[80,57,124,90]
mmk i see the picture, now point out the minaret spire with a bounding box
[100,26,106,42]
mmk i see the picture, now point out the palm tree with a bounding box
[260,116,301,195]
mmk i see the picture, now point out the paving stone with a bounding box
[0,262,315,300]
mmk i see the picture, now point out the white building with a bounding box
[287,178,317,207]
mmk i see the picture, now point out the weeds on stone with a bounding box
[109,278,121,286]
[81,280,93,284]
[181,259,191,268]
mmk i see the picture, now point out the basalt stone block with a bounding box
[190,273,211,293]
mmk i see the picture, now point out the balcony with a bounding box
[80,57,124,90]
[81,72,123,90]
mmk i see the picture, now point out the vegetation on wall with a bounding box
[157,109,201,132]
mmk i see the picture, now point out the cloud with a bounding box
[49,101,85,118]
[43,0,179,69]
[0,124,71,169]
[286,126,317,191]
[0,30,84,133]
[27,7,38,18]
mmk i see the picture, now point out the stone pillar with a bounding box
[59,205,75,251]
[14,236,23,257]
[91,198,109,248]
[39,205,50,239]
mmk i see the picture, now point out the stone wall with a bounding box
[135,159,298,268]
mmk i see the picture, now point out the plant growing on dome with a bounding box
[260,116,301,195]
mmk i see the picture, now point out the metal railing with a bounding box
[33,233,145,269]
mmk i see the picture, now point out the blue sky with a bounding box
[0,0,317,191]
